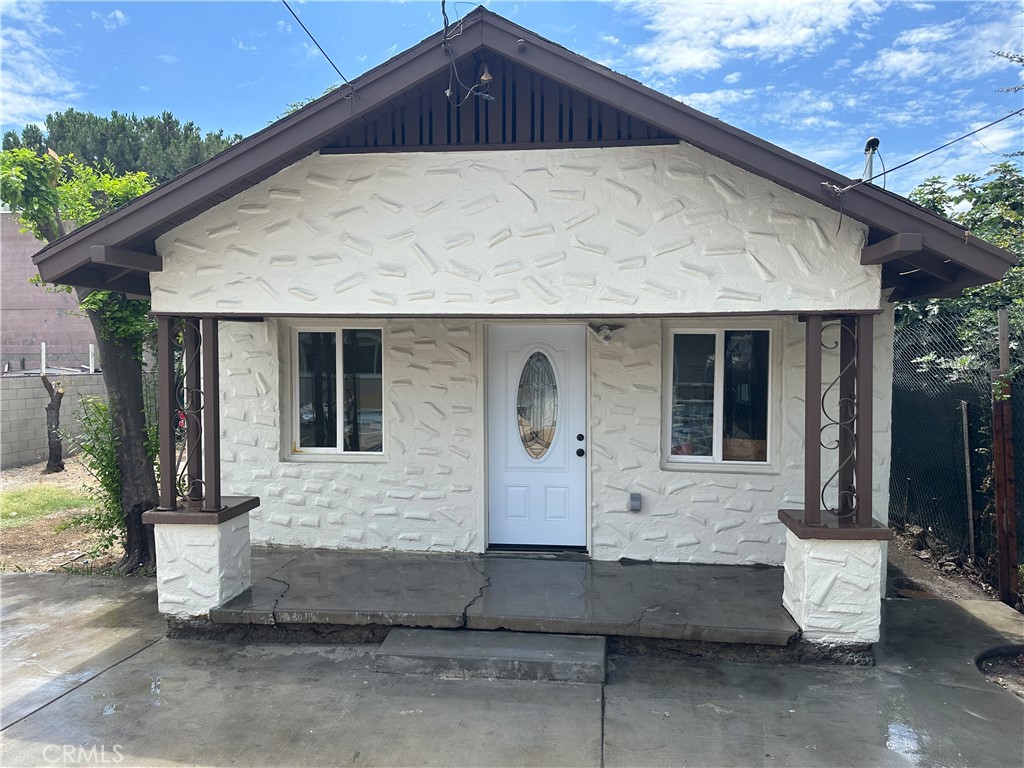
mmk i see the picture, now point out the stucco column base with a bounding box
[153,514,251,617]
[782,529,882,645]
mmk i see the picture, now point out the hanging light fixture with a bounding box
[479,61,493,85]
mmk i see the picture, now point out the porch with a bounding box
[209,547,800,646]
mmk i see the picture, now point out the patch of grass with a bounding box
[0,486,93,529]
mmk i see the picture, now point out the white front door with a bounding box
[487,324,587,547]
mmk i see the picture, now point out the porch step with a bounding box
[376,628,607,683]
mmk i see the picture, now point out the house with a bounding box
[30,10,1016,646]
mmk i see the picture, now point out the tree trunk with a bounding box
[40,375,65,473]
[77,290,159,573]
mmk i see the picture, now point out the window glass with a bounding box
[670,333,715,458]
[342,329,383,453]
[298,332,337,448]
[723,330,769,462]
[517,351,558,459]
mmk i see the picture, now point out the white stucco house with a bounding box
[32,10,1016,646]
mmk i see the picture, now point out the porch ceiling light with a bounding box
[479,62,493,85]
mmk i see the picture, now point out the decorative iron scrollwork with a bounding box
[819,321,858,519]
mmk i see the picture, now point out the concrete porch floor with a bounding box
[211,547,800,646]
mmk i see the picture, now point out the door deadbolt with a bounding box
[576,448,585,457]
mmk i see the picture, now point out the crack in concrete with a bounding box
[461,560,492,627]
[265,575,291,625]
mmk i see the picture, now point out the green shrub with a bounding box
[59,395,125,554]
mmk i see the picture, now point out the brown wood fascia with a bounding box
[860,233,923,265]
[64,268,151,298]
[778,509,893,540]
[30,8,1015,297]
[142,495,260,525]
[319,138,681,154]
[91,245,163,272]
[155,308,885,321]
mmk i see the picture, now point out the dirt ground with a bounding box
[886,533,1023,698]
[0,456,118,572]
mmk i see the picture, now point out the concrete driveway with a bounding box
[1,572,1021,767]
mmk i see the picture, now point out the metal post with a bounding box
[157,317,177,510]
[961,401,975,562]
[992,308,1018,606]
[804,314,823,525]
[838,316,857,522]
[40,342,46,375]
[855,314,873,527]
[88,344,95,374]
[200,317,222,512]
[183,318,203,501]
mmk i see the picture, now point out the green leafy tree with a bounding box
[903,162,1023,372]
[4,109,242,184]
[1,148,159,572]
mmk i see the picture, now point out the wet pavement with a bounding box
[1,572,1022,767]
[0,573,164,729]
[214,548,800,645]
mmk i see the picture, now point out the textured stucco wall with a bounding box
[219,308,893,566]
[153,517,251,616]
[782,529,883,644]
[588,308,894,565]
[152,145,877,317]
[220,319,484,551]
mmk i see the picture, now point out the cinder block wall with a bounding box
[0,374,108,468]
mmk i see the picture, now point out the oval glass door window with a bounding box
[517,352,558,459]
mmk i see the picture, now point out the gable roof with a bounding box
[32,7,1017,301]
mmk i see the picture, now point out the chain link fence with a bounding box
[890,311,1023,584]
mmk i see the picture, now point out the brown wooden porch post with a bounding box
[839,316,857,523]
[855,314,874,527]
[183,317,203,501]
[805,314,823,525]
[200,317,222,512]
[157,316,177,510]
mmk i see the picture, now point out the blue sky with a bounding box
[2,0,1021,195]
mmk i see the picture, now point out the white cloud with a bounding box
[893,20,957,46]
[156,53,179,65]
[139,85,151,92]
[619,0,886,75]
[679,88,756,115]
[856,14,1021,83]
[91,9,128,31]
[234,39,257,52]
[723,72,742,84]
[276,20,292,34]
[0,1,78,126]
[601,34,620,46]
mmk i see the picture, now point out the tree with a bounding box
[5,109,242,184]
[41,376,65,473]
[1,148,159,572]
[903,162,1023,372]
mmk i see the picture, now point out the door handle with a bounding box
[576,448,585,457]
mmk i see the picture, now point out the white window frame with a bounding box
[661,320,779,472]
[288,322,386,462]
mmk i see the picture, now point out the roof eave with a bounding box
[31,7,1016,300]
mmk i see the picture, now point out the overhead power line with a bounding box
[831,107,1024,196]
[281,0,356,98]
